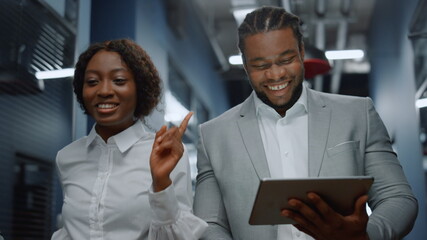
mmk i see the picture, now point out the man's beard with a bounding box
[255,81,303,114]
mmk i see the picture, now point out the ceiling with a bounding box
[191,0,376,104]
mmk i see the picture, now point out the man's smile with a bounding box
[266,82,289,91]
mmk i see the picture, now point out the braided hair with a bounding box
[237,6,304,64]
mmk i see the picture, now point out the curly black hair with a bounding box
[73,38,161,118]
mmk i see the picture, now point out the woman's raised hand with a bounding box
[150,112,193,192]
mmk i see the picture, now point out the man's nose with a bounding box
[265,65,286,80]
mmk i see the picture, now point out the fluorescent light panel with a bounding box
[230,49,364,65]
[325,49,364,60]
[35,68,74,80]
[416,98,427,108]
[229,55,243,65]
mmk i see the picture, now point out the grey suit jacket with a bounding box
[193,88,417,240]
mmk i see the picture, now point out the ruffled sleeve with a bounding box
[148,184,208,240]
[51,227,71,240]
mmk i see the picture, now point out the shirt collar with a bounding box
[254,82,308,118]
[86,125,98,148]
[85,120,148,153]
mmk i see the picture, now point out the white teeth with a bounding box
[97,104,117,109]
[268,82,289,91]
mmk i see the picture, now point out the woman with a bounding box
[52,39,207,239]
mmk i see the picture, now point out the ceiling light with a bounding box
[325,49,364,60]
[35,68,74,80]
[416,98,427,108]
[229,55,243,65]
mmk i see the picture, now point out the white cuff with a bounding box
[149,184,180,224]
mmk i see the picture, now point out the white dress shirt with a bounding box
[254,84,314,240]
[51,120,207,240]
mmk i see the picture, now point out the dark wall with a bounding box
[0,0,76,238]
[0,79,73,238]
[90,0,137,42]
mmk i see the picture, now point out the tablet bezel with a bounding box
[248,176,374,225]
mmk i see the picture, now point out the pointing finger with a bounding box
[178,112,193,137]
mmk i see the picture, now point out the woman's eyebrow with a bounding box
[85,67,128,74]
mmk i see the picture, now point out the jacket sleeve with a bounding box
[193,126,233,240]
[364,98,418,240]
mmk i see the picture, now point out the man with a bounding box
[193,6,417,240]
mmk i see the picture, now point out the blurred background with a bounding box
[0,0,426,239]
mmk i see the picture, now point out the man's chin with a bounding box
[258,96,289,110]
[266,98,289,108]
[255,83,303,113]
[269,103,290,113]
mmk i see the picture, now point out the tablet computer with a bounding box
[248,176,374,225]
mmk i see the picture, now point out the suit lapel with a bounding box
[307,89,331,176]
[237,93,271,179]
[237,94,277,239]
